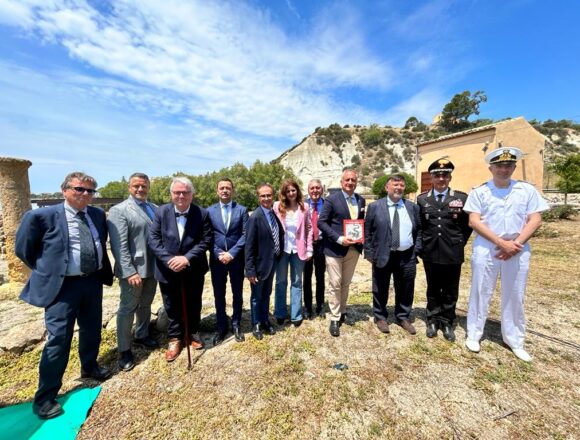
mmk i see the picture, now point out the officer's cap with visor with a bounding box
[428,158,455,175]
[484,147,523,165]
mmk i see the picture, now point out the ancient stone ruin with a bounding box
[0,157,32,284]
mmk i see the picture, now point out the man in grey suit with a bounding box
[108,173,159,371]
[364,174,422,335]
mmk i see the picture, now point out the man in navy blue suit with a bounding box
[364,174,422,335]
[207,178,249,345]
[15,171,113,419]
[245,183,284,340]
[148,176,212,362]
[318,169,366,337]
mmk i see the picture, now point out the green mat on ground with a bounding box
[0,387,101,439]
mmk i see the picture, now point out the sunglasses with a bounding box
[172,191,192,196]
[68,186,97,195]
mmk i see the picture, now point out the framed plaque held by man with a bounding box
[343,219,364,243]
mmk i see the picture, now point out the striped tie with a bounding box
[269,210,281,256]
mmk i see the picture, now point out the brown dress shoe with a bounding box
[190,333,205,350]
[399,320,417,335]
[165,338,182,362]
[376,319,390,334]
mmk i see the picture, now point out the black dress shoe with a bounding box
[262,321,276,335]
[133,336,160,349]
[304,311,314,320]
[81,364,112,381]
[442,324,456,342]
[213,330,228,346]
[329,321,340,337]
[339,313,346,326]
[233,326,245,342]
[33,400,63,419]
[426,323,438,338]
[276,317,286,325]
[252,324,263,340]
[292,319,303,327]
[118,350,135,371]
[317,310,326,319]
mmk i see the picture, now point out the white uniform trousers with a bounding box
[467,237,531,349]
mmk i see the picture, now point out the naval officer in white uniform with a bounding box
[463,147,548,362]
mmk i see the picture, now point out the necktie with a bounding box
[437,194,444,206]
[77,211,98,273]
[311,203,319,241]
[348,196,358,219]
[222,204,230,231]
[391,205,400,251]
[140,202,154,220]
[269,210,281,256]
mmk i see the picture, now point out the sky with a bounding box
[0,0,578,193]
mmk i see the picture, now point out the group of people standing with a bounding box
[15,146,548,420]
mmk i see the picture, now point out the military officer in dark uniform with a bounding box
[417,159,472,341]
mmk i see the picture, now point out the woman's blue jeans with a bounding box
[274,252,305,322]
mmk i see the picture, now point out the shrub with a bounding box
[372,172,418,198]
[541,205,578,222]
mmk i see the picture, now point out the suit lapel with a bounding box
[58,204,69,250]
[129,198,152,223]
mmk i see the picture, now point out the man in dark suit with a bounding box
[245,183,284,340]
[15,171,113,419]
[148,176,212,362]
[364,174,422,335]
[108,172,159,372]
[318,169,365,337]
[207,178,249,345]
[417,159,472,342]
[303,179,326,319]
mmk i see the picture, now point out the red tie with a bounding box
[311,203,319,241]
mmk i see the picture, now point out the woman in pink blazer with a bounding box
[273,179,313,326]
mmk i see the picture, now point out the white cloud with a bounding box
[0,0,393,139]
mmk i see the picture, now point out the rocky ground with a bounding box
[0,218,578,439]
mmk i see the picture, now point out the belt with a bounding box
[66,272,97,278]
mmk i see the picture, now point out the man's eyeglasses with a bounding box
[68,186,97,195]
[172,191,192,196]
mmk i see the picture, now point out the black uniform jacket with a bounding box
[416,188,472,265]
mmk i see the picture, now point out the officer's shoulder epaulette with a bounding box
[417,190,429,197]
[472,182,487,189]
[453,189,468,196]
[514,179,533,186]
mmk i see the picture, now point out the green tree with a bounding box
[404,116,419,129]
[550,154,580,204]
[98,177,129,198]
[146,162,300,210]
[440,90,488,132]
[372,172,418,198]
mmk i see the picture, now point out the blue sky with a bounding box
[0,0,578,193]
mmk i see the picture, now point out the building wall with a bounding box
[416,118,546,193]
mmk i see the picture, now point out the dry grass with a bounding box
[1,218,579,439]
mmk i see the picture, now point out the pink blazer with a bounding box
[273,201,313,261]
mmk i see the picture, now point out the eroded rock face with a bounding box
[278,136,362,191]
[0,157,33,285]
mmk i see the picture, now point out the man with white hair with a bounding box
[149,176,212,362]
[464,147,548,362]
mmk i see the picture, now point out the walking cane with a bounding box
[180,274,193,370]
